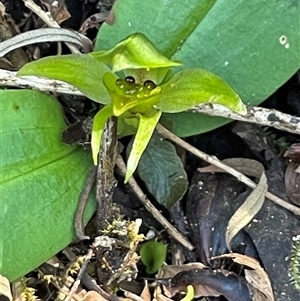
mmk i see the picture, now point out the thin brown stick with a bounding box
[65,249,93,301]
[156,123,300,216]
[74,166,97,240]
[116,155,194,251]
[81,273,121,301]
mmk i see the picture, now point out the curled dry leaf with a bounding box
[162,269,252,301]
[0,274,12,301]
[198,158,268,250]
[284,144,300,206]
[140,282,151,301]
[285,162,300,206]
[41,0,71,24]
[157,262,206,279]
[154,286,173,301]
[284,143,300,163]
[226,171,267,249]
[81,290,109,301]
[212,253,274,301]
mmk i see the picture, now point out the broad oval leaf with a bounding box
[90,33,181,73]
[0,90,96,281]
[95,0,300,136]
[156,69,246,114]
[140,241,167,274]
[17,54,113,104]
[125,111,161,183]
[137,133,188,208]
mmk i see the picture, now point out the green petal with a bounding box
[156,68,246,114]
[18,54,114,104]
[125,110,162,183]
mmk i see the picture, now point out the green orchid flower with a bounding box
[17,33,246,182]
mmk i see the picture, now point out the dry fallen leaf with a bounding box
[81,290,109,301]
[225,171,267,249]
[199,158,268,250]
[285,162,300,206]
[140,282,151,301]
[212,253,274,301]
[153,286,173,301]
[0,274,12,301]
[157,263,206,279]
[162,268,252,301]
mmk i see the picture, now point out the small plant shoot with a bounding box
[139,241,167,274]
[18,33,246,182]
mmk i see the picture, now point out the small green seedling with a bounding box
[139,240,167,274]
[18,33,246,182]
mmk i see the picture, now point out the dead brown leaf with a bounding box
[81,290,109,301]
[0,274,12,301]
[212,253,274,301]
[225,170,267,249]
[199,158,268,250]
[157,263,206,279]
[153,286,173,301]
[285,162,300,205]
[140,282,151,301]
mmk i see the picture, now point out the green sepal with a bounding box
[17,54,114,104]
[90,33,181,73]
[125,110,162,183]
[157,68,247,114]
[91,105,114,164]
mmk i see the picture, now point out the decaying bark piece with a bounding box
[96,117,118,231]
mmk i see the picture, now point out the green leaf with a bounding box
[137,133,188,208]
[160,112,229,137]
[17,54,114,104]
[95,0,300,136]
[117,116,138,137]
[91,104,114,164]
[0,90,96,281]
[125,110,161,183]
[90,33,181,72]
[139,241,167,274]
[157,68,246,114]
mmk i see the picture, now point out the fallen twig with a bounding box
[74,165,97,240]
[0,69,82,95]
[1,68,299,135]
[190,103,300,135]
[116,155,194,251]
[156,123,300,216]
